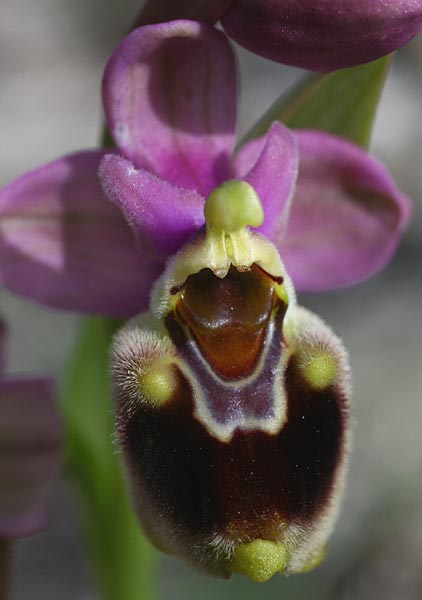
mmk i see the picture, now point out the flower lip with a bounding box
[112,302,351,577]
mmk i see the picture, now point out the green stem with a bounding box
[61,317,157,600]
[241,55,392,149]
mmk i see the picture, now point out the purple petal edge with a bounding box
[234,122,298,239]
[99,154,205,259]
[278,131,412,291]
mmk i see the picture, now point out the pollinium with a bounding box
[111,181,351,581]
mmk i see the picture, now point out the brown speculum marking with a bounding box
[175,265,281,379]
[122,353,345,551]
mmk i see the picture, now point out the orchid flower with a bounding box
[111,178,353,580]
[0,20,411,581]
[0,320,61,540]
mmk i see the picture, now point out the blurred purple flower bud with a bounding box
[0,322,61,539]
[221,1,422,71]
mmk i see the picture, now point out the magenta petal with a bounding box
[100,154,205,258]
[102,20,236,195]
[278,131,412,291]
[0,151,162,317]
[0,378,61,539]
[222,1,422,71]
[234,122,298,238]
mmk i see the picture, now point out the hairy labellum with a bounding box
[111,181,351,581]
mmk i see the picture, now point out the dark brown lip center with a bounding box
[175,264,282,379]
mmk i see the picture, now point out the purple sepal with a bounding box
[0,151,162,317]
[102,20,237,196]
[278,131,412,290]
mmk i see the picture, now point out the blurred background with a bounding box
[0,1,421,598]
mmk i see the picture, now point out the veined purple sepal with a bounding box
[111,181,351,580]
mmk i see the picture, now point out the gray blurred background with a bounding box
[0,1,421,599]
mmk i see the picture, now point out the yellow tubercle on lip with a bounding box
[138,358,177,407]
[232,539,287,582]
[301,349,338,390]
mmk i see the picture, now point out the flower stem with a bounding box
[61,317,157,600]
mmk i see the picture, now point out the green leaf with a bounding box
[242,56,392,149]
[61,317,157,600]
